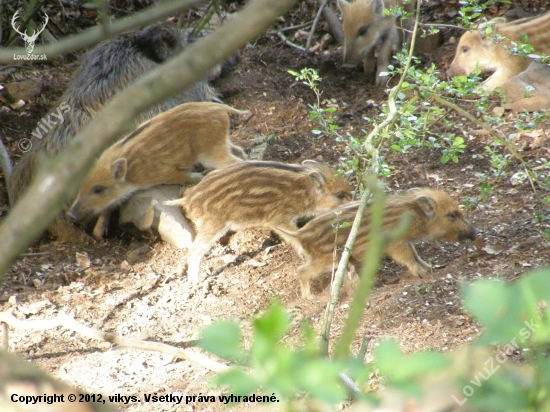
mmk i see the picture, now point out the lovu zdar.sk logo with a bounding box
[11,10,48,59]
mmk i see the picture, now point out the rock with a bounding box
[502,62,550,112]
[248,135,269,160]
[126,244,150,265]
[119,185,194,249]
[4,78,43,103]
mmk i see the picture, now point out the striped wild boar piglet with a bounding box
[67,102,249,238]
[275,188,478,298]
[10,22,222,240]
[166,160,352,284]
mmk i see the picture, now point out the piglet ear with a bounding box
[302,159,321,168]
[308,171,326,194]
[337,0,350,13]
[487,17,507,25]
[372,0,385,14]
[111,158,128,183]
[415,195,436,220]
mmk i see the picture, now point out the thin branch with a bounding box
[339,372,361,399]
[1,317,8,351]
[0,311,228,372]
[274,31,307,51]
[334,184,411,359]
[0,139,12,205]
[305,0,344,45]
[266,20,313,34]
[0,0,299,277]
[306,0,327,51]
[319,0,422,353]
[419,22,467,30]
[0,0,201,63]
[426,90,536,192]
[192,0,218,37]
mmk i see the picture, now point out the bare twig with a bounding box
[419,22,467,30]
[0,310,229,372]
[1,318,8,351]
[426,91,536,192]
[305,0,344,45]
[274,31,307,51]
[333,182,411,359]
[0,138,12,205]
[266,20,313,34]
[306,0,327,51]
[339,372,361,399]
[357,336,371,360]
[192,0,219,37]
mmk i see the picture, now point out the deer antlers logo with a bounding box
[11,10,49,54]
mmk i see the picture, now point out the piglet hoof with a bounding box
[300,289,313,300]
[92,224,106,240]
[188,172,205,184]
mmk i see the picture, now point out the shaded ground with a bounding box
[1,3,550,411]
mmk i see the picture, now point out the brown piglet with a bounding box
[447,12,550,91]
[338,0,415,86]
[166,160,352,284]
[275,188,478,298]
[67,102,249,238]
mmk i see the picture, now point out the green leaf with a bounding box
[518,269,550,302]
[297,359,347,403]
[393,352,449,381]
[254,302,290,344]
[212,369,258,397]
[375,340,403,373]
[480,183,492,198]
[375,340,448,383]
[198,321,245,361]
[462,280,529,344]
[469,367,533,411]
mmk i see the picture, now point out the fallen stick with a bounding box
[0,310,229,372]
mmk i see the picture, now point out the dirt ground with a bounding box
[1,2,550,411]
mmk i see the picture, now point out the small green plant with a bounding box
[441,135,466,164]
[288,68,382,190]
[198,302,350,405]
[287,67,322,107]
[484,145,511,177]
[288,68,340,141]
[198,268,550,410]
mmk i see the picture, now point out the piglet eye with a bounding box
[336,191,349,200]
[91,185,106,195]
[358,25,369,36]
[461,46,470,53]
[447,211,459,220]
